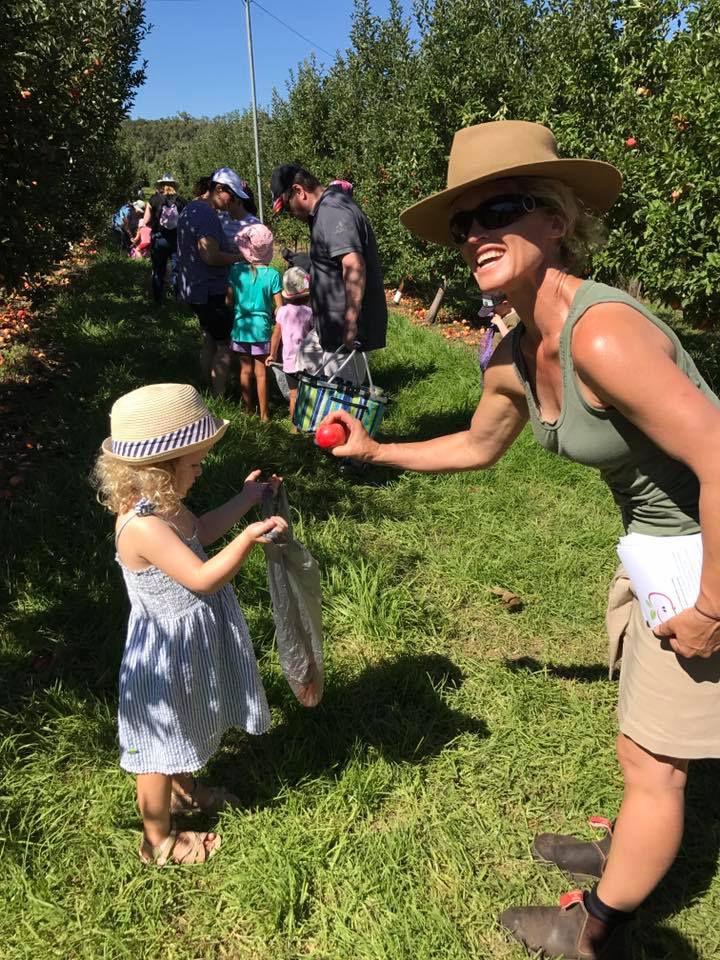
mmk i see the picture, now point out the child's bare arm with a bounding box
[123,513,287,594]
[493,313,510,337]
[272,292,283,313]
[196,472,282,545]
[225,284,234,309]
[267,324,282,364]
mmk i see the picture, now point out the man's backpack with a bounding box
[112,203,131,230]
[158,197,180,231]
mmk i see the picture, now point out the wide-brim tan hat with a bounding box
[400,120,622,246]
[101,383,229,465]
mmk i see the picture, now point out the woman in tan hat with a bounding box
[93,383,287,866]
[321,120,720,958]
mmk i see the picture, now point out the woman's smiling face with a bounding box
[451,178,563,293]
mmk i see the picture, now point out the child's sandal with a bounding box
[170,777,240,815]
[139,828,221,866]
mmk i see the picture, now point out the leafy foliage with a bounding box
[109,0,720,323]
[0,0,147,286]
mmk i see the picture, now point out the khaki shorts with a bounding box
[607,566,720,759]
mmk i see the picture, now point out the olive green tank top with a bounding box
[511,280,719,536]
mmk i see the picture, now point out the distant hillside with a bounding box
[120,113,215,191]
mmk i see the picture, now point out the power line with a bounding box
[250,0,334,58]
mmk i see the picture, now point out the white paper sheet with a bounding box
[617,532,703,626]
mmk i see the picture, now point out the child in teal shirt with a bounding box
[226,224,282,420]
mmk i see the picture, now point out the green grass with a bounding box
[1,249,719,960]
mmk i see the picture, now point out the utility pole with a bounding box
[244,0,264,222]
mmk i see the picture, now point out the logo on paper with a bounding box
[647,592,677,623]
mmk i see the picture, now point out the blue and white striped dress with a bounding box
[116,509,271,775]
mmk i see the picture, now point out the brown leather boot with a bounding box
[532,816,613,882]
[500,890,629,959]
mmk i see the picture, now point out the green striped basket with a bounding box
[292,349,387,437]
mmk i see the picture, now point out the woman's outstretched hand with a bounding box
[653,605,720,658]
[242,470,283,506]
[319,410,379,462]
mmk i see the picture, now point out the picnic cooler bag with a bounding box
[292,347,388,437]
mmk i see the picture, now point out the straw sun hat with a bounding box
[282,265,310,300]
[102,383,229,465]
[400,120,622,247]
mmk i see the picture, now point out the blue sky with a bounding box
[131,0,399,120]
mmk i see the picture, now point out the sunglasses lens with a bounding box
[449,211,473,244]
[450,195,537,243]
[482,196,527,229]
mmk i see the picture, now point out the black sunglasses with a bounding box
[449,193,547,245]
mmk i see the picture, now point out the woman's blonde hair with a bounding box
[514,176,608,273]
[91,452,182,516]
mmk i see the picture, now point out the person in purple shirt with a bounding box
[176,168,248,396]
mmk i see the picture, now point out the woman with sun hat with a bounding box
[320,120,720,957]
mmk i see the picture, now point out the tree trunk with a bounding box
[426,281,446,324]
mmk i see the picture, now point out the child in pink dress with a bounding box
[266,267,314,423]
[131,223,153,259]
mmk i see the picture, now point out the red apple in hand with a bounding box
[315,422,350,449]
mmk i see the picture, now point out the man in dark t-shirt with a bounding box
[270,164,387,382]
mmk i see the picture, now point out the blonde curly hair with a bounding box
[514,175,608,273]
[92,452,182,516]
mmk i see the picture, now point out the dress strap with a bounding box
[115,511,141,546]
[163,517,191,540]
[116,499,196,546]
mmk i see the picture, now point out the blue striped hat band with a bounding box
[111,412,218,459]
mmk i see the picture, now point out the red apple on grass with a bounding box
[315,422,350,449]
[625,137,637,149]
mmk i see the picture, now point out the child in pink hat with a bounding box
[226,223,282,420]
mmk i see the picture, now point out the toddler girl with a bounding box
[266,266,315,423]
[93,382,286,866]
[130,222,152,259]
[226,224,282,421]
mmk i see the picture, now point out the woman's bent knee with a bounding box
[616,733,688,789]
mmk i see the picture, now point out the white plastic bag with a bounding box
[262,486,324,707]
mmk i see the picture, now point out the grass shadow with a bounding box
[392,408,475,443]
[630,924,699,959]
[502,657,718,956]
[503,656,611,684]
[206,652,488,809]
[370,358,439,398]
[635,759,720,945]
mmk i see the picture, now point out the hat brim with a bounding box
[101,419,229,465]
[400,158,622,247]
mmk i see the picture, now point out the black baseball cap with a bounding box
[270,163,303,214]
